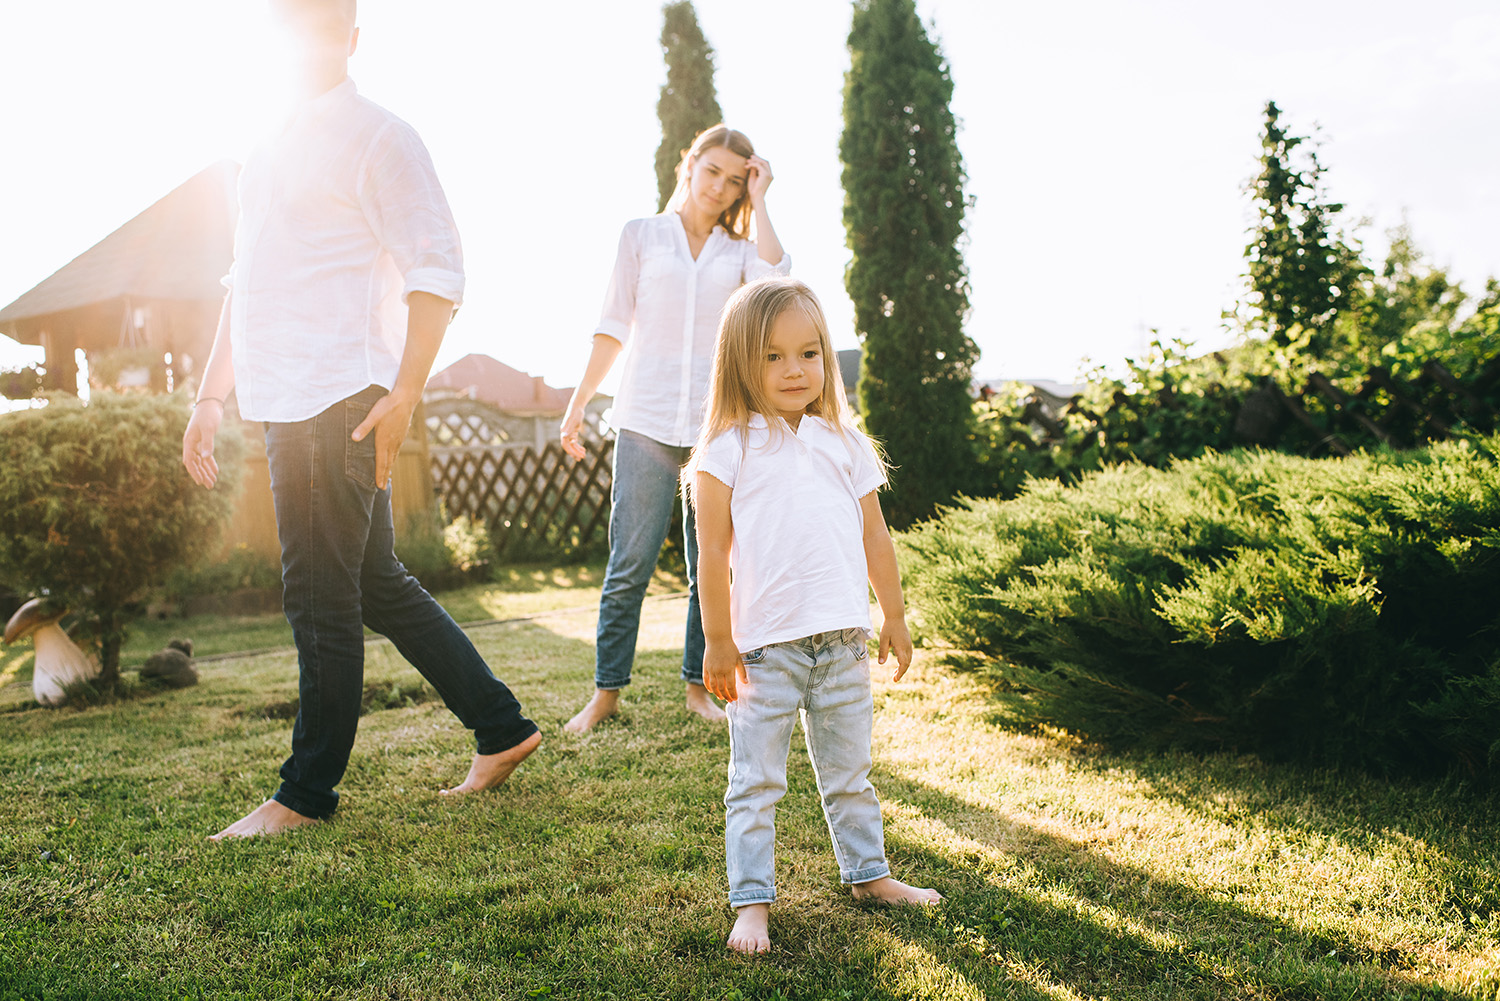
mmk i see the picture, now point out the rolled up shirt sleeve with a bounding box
[359,120,465,308]
[595,220,641,346]
[745,247,790,282]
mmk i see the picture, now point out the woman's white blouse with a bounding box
[595,214,790,447]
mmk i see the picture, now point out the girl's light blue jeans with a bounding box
[724,628,891,906]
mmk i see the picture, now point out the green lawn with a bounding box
[1,566,1496,1000]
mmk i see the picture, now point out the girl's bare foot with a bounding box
[851,876,943,906]
[685,682,727,723]
[727,903,771,954]
[209,799,319,841]
[441,730,542,794]
[563,688,620,734]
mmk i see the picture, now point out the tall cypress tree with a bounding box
[1245,101,1362,351]
[654,2,723,212]
[841,0,976,529]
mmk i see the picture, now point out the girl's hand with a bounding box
[558,406,587,461]
[703,640,747,702]
[878,616,914,683]
[746,155,773,202]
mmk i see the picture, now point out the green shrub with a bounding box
[487,513,610,568]
[899,437,1500,781]
[161,543,281,601]
[0,392,244,686]
[442,516,492,574]
[394,513,470,593]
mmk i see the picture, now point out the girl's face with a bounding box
[686,146,749,219]
[761,307,825,426]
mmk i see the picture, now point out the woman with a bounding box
[560,124,789,733]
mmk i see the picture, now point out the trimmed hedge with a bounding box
[898,437,1500,782]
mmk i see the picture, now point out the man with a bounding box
[183,0,539,840]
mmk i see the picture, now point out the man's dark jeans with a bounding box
[264,385,537,820]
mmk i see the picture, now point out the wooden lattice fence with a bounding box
[425,397,614,555]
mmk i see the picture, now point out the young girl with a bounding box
[687,275,941,954]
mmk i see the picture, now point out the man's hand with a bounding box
[703,640,747,703]
[878,615,914,683]
[182,401,224,489]
[351,389,417,490]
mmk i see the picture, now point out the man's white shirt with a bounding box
[226,78,464,422]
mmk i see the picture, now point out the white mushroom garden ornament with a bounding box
[3,599,100,706]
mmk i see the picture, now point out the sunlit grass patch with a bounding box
[0,567,1494,999]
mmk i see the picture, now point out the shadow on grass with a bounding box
[872,760,1489,1001]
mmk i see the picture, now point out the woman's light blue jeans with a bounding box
[593,430,704,689]
[724,628,891,906]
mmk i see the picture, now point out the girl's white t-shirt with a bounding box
[595,214,791,448]
[696,414,886,653]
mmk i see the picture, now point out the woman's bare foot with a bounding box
[851,876,943,906]
[727,903,771,954]
[563,688,620,734]
[685,682,727,723]
[209,799,319,841]
[441,730,542,795]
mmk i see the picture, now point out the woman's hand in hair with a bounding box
[746,155,774,203]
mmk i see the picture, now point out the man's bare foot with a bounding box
[685,682,727,723]
[563,688,620,734]
[441,730,542,795]
[851,876,943,906]
[209,799,319,841]
[727,903,771,954]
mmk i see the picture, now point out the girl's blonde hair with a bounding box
[685,276,886,496]
[664,124,756,240]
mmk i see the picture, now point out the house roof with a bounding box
[0,160,238,347]
[426,353,574,415]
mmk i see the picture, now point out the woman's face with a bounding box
[686,146,750,219]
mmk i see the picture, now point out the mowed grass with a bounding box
[1,566,1497,1000]
[0,559,677,676]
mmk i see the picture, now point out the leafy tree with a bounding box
[1324,223,1480,378]
[0,392,244,688]
[841,0,977,528]
[654,1,723,212]
[1244,100,1365,351]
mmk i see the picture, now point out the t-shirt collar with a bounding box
[747,412,828,435]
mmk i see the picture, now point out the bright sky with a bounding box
[2,0,1498,396]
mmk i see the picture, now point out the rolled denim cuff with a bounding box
[843,863,892,886]
[474,720,540,757]
[272,787,336,822]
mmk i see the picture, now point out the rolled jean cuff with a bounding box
[475,719,541,757]
[843,863,892,885]
[728,888,777,907]
[272,788,334,822]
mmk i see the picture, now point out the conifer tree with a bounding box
[841,0,977,528]
[1245,101,1363,351]
[654,2,723,211]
